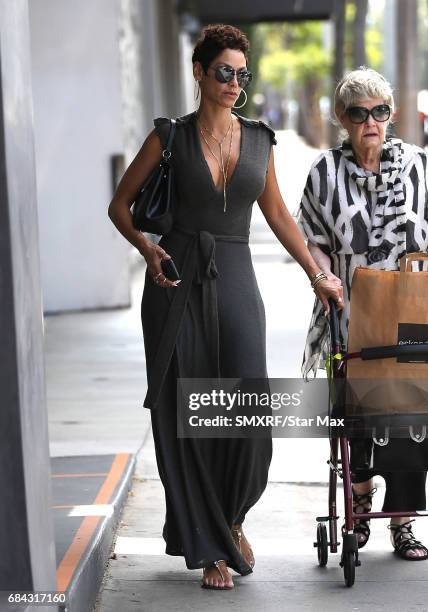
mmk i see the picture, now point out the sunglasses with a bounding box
[209,64,253,89]
[346,104,391,124]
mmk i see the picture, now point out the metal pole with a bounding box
[352,0,368,68]
[395,0,421,145]
[330,0,346,146]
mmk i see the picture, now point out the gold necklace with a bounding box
[198,117,234,212]
[199,118,232,147]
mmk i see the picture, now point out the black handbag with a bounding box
[131,119,176,235]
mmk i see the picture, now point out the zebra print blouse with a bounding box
[297,138,428,378]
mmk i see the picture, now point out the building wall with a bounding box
[119,0,150,162]
[179,29,197,115]
[29,0,130,312]
[119,0,194,165]
[29,0,191,312]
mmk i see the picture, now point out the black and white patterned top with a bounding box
[297,138,428,377]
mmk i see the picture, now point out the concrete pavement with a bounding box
[44,131,428,612]
[89,264,428,612]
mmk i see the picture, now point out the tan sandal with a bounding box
[232,524,255,569]
[201,560,234,590]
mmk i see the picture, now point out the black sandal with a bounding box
[343,486,377,549]
[388,520,428,561]
[201,560,234,590]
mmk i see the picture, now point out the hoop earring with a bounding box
[233,89,247,109]
[194,80,201,101]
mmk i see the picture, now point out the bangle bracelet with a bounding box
[311,274,327,289]
[312,278,327,290]
[310,271,325,284]
[312,274,327,285]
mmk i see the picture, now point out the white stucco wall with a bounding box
[29,0,130,312]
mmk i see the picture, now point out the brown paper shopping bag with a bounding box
[346,253,428,415]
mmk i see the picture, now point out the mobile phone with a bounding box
[161,258,181,281]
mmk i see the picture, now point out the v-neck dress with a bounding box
[140,110,276,575]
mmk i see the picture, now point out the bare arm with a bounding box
[307,241,341,288]
[257,148,343,311]
[107,130,177,288]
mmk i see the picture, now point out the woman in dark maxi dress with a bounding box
[108,24,342,590]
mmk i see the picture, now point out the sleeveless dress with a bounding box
[141,110,276,575]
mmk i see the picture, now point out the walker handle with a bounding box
[328,298,341,354]
[360,344,428,361]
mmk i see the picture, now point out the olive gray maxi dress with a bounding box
[141,110,276,576]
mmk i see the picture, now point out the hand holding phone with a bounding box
[161,257,180,281]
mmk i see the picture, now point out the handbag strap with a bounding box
[162,119,176,161]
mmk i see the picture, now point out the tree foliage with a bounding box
[254,2,386,146]
[346,1,383,71]
[258,22,330,92]
[256,2,385,94]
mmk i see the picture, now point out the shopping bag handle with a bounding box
[399,251,428,273]
[399,252,428,292]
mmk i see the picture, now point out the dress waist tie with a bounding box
[144,226,249,409]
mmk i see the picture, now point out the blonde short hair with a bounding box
[334,67,395,120]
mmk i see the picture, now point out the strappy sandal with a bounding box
[232,524,255,569]
[343,487,377,549]
[201,560,234,590]
[388,520,428,561]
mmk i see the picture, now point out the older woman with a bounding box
[298,67,428,560]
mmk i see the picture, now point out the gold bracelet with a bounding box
[312,274,327,286]
[310,271,325,284]
[311,274,327,289]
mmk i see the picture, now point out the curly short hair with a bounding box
[192,24,250,73]
[334,66,395,119]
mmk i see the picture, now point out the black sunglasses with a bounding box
[209,64,253,89]
[346,104,391,124]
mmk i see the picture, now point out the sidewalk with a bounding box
[45,131,428,612]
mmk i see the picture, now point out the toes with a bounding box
[202,565,233,588]
[219,566,233,588]
[221,570,233,588]
[403,548,425,559]
[408,550,422,558]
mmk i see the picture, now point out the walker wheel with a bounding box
[316,522,328,567]
[342,551,356,587]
